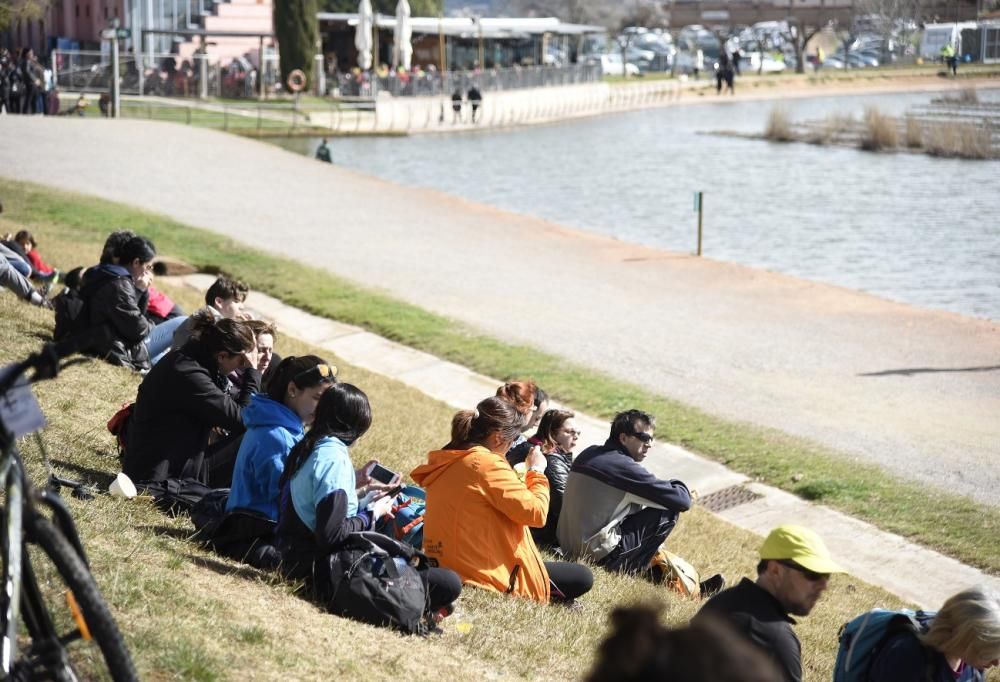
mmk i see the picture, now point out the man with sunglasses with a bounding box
[694,524,845,682]
[557,409,692,575]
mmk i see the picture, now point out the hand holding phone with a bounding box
[369,463,398,485]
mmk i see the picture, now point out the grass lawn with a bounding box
[0,235,918,681]
[2,178,998,578]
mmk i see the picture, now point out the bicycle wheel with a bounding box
[14,514,137,681]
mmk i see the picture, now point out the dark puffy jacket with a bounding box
[124,338,260,483]
[80,264,152,371]
[506,436,572,547]
[533,449,573,548]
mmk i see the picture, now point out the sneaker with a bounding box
[699,574,726,598]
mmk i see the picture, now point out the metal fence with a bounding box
[52,50,281,98]
[333,63,603,98]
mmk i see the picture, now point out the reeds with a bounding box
[924,121,995,160]
[764,107,794,142]
[904,115,923,148]
[860,106,898,151]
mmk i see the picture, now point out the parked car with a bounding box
[597,53,640,77]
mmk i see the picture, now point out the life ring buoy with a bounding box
[287,69,307,92]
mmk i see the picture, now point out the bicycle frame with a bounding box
[1,430,25,676]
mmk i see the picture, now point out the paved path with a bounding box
[168,272,1000,609]
[1,116,998,508]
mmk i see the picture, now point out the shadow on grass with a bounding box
[52,458,117,489]
[186,553,266,582]
[141,525,196,540]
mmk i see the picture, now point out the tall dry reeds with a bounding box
[904,115,923,149]
[860,106,898,151]
[764,107,795,142]
[924,121,995,160]
[806,113,853,145]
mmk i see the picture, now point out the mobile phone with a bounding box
[369,463,397,485]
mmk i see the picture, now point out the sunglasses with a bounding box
[292,363,338,386]
[630,431,655,444]
[778,560,829,582]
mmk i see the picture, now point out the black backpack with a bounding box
[137,478,217,516]
[52,288,88,342]
[322,531,435,635]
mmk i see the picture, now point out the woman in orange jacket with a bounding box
[411,396,593,605]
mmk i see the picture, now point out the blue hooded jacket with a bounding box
[226,394,304,520]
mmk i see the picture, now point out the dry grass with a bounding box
[932,86,979,105]
[764,107,795,142]
[860,106,898,151]
[924,121,996,160]
[0,235,918,680]
[806,113,854,145]
[904,115,924,148]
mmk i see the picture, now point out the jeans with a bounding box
[598,507,678,575]
[6,257,31,278]
[145,315,187,364]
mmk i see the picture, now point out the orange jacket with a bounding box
[410,445,551,603]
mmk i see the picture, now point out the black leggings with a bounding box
[546,561,593,602]
[427,567,462,611]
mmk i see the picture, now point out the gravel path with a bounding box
[2,116,998,506]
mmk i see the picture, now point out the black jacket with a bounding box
[534,448,573,548]
[124,338,260,483]
[695,578,801,682]
[80,264,152,371]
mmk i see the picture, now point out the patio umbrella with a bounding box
[356,0,374,70]
[393,0,412,71]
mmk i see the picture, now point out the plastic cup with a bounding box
[108,472,137,499]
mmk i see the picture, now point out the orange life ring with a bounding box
[287,69,307,92]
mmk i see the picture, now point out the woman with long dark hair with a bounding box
[124,316,259,484]
[411,396,592,605]
[276,383,462,616]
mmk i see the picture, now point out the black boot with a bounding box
[699,573,726,598]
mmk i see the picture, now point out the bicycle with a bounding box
[1,332,137,681]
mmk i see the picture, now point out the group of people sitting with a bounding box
[7,226,998,680]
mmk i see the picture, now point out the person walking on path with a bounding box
[557,409,691,575]
[694,524,845,682]
[315,138,332,163]
[941,43,958,76]
[468,86,482,123]
[450,88,463,123]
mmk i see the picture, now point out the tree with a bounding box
[853,0,919,63]
[782,6,834,75]
[274,0,320,88]
[0,0,51,32]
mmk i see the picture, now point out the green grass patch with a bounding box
[2,177,998,576]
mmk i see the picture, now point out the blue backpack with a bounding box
[375,485,426,549]
[834,609,934,682]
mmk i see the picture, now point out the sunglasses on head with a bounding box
[777,560,829,582]
[292,363,338,386]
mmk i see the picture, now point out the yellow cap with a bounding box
[759,524,845,574]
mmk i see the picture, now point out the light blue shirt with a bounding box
[289,435,358,532]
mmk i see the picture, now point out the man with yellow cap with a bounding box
[693,524,845,682]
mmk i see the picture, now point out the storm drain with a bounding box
[698,485,762,513]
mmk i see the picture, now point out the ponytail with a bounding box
[448,396,522,449]
[281,383,371,486]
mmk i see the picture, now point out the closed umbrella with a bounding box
[393,0,412,71]
[356,0,374,70]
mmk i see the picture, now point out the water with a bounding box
[276,90,1000,321]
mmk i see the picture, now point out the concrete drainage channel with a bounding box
[165,273,1000,608]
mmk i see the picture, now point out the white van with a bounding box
[920,23,978,61]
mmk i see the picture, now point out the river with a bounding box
[274,89,1000,321]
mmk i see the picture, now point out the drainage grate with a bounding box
[699,485,762,513]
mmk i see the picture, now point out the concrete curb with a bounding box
[167,272,1000,608]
